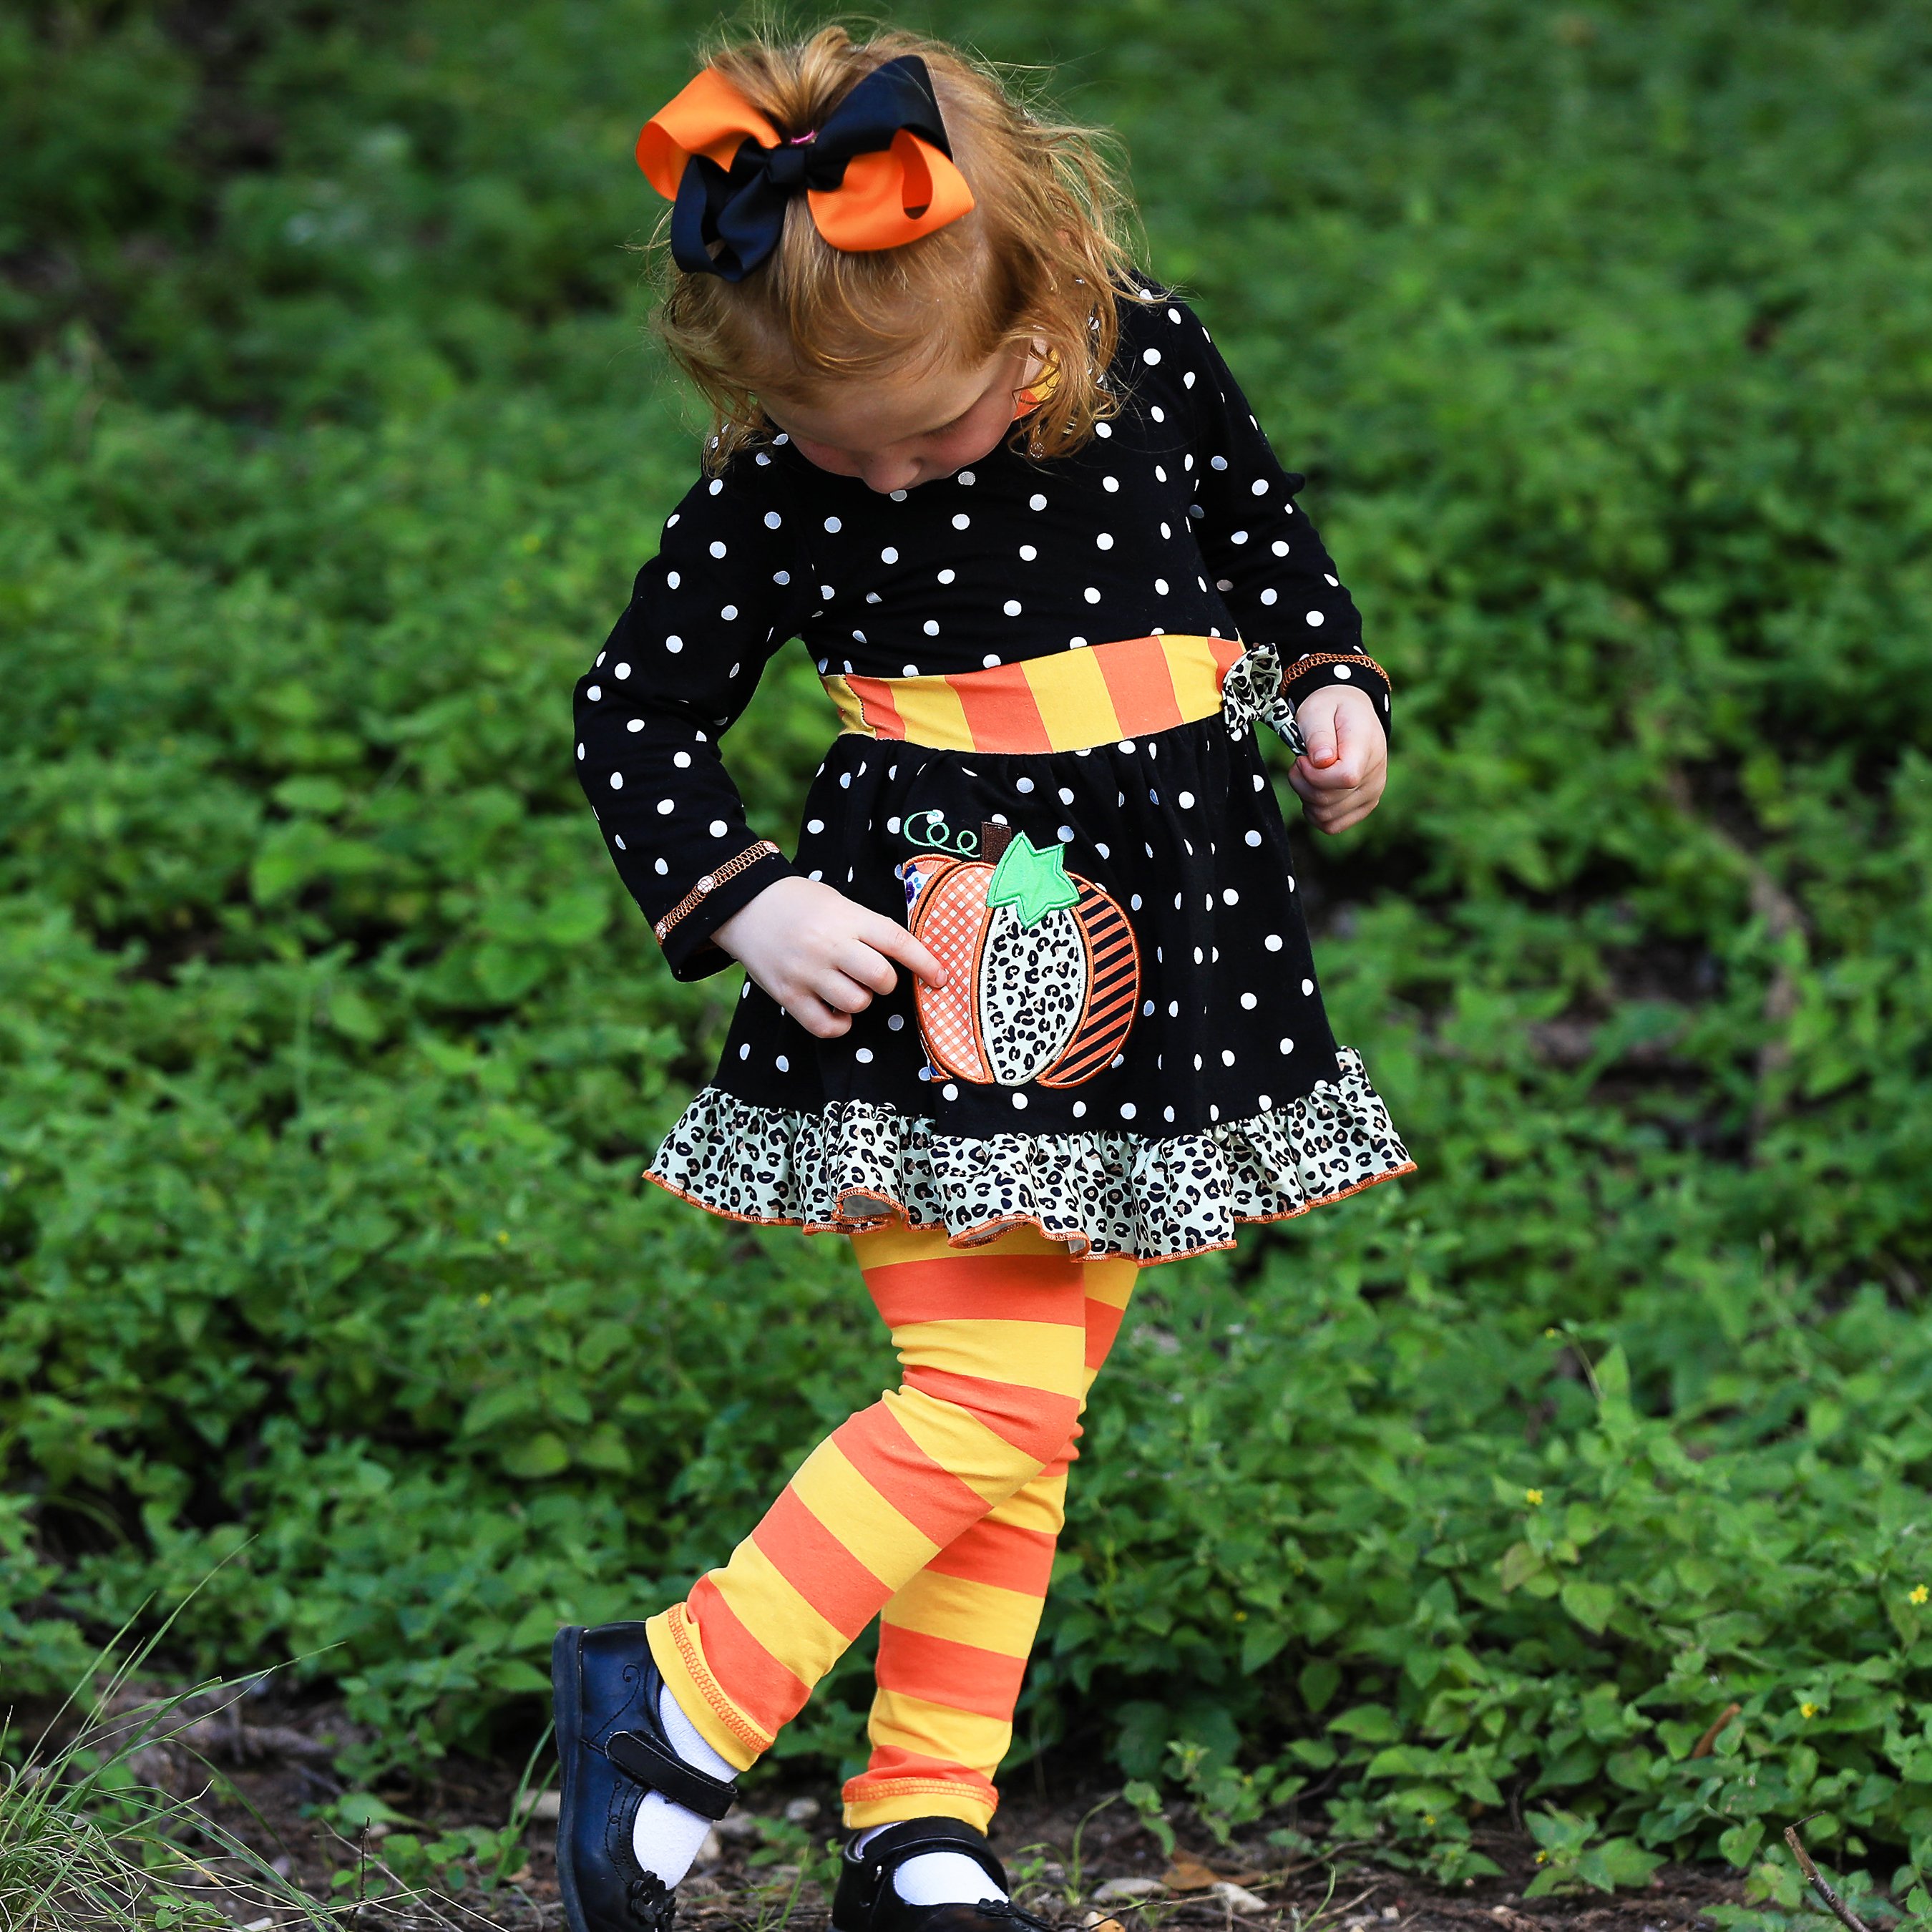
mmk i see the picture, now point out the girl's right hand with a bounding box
[713,874,947,1039]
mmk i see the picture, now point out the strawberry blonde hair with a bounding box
[650,24,1149,469]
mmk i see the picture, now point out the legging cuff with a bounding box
[646,1603,769,1773]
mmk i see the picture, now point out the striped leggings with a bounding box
[645,1220,1138,1830]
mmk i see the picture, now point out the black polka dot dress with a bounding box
[574,288,1415,1262]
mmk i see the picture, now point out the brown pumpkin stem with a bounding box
[980,821,1013,861]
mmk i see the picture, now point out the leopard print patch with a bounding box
[645,1045,1415,1264]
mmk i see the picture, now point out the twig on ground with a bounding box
[1690,1702,1742,1758]
[1783,1821,1871,1932]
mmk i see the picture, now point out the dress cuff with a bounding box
[655,841,795,981]
[1279,650,1394,751]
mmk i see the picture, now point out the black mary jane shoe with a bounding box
[832,1817,1055,1932]
[551,1621,739,1932]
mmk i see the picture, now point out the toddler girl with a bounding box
[553,27,1414,1932]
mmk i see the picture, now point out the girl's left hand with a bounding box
[1289,685,1388,834]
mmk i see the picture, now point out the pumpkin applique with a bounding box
[897,824,1140,1088]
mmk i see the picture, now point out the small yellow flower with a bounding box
[1800,1702,1818,1719]
[1911,1584,1928,1606]
[497,1229,511,1244]
[1526,1488,1544,1506]
[1233,1609,1249,1621]
[1544,1327,1559,1339]
[1534,1851,1549,1865]
[1423,1815,1436,1828]
[476,1292,492,1307]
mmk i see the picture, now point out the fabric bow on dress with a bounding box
[637,55,976,280]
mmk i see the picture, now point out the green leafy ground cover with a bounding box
[3,0,1931,1912]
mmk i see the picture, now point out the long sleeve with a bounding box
[574,457,814,979]
[1162,299,1394,747]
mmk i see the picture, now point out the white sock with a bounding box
[854,1826,1009,1907]
[629,1683,736,1887]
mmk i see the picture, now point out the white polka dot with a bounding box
[764,511,783,528]
[1280,1038,1296,1054]
[1251,478,1269,496]
[1084,587,1101,603]
[655,857,668,875]
[1231,530,1249,545]
[1002,599,1022,616]
[656,796,675,814]
[937,568,956,585]
[1018,544,1038,562]
[824,516,842,532]
[901,664,918,677]
[959,470,976,486]
[720,605,738,620]
[1264,934,1283,952]
[1258,1094,1272,1111]
[665,635,683,654]
[1118,739,1136,753]
[613,834,625,849]
[1244,829,1262,847]
[1259,588,1278,606]
[1096,423,1111,437]
[709,540,727,559]
[855,1047,874,1063]
[1120,1102,1137,1121]
[888,1013,905,1031]
[1130,893,1143,910]
[708,819,728,837]
[923,620,940,636]
[882,546,899,564]
[774,570,790,585]
[942,1082,959,1100]
[820,584,834,600]
[952,512,971,530]
[1072,1101,1087,1118]
[1224,888,1239,906]
[1307,610,1326,626]
[1096,532,1114,550]
[1070,635,1088,648]
[1211,454,1229,471]
[983,654,1001,667]
[1143,346,1162,365]
[776,1055,789,1072]
[708,479,723,495]
[1335,664,1352,679]
[586,684,602,702]
[1155,577,1169,595]
[1058,825,1075,843]
[1222,1050,1236,1067]
[1326,572,1340,586]
[806,818,825,834]
[1273,540,1290,557]
[630,720,645,736]
[1103,476,1121,494]
[1177,790,1195,809]
[1015,776,1035,794]
[1163,1105,1176,1122]
[738,1043,749,1060]
[889,488,907,501]
[665,573,679,590]
[1302,978,1315,996]
[1029,493,1048,511]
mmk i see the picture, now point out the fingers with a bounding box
[862,916,949,987]
[1299,696,1340,769]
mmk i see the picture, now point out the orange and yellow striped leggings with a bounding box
[644,1219,1138,1832]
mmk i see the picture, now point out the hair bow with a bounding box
[637,55,975,281]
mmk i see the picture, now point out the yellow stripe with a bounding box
[985,1470,1068,1539]
[707,1533,852,1685]
[867,1688,1013,1773]
[1082,1258,1139,1310]
[888,675,974,750]
[844,1788,997,1831]
[645,1607,769,1768]
[895,1317,1085,1395]
[882,1571,1048,1657]
[824,673,869,736]
[787,1438,941,1579]
[850,1219,1076,1267]
[1166,633,1227,718]
[1029,648,1123,751]
[886,1386,1036,1503]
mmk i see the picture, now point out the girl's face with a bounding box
[761,344,1037,494]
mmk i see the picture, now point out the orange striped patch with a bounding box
[826,633,1241,753]
[861,1254,1089,1327]
[922,1516,1059,1597]
[902,1364,1081,1464]
[749,1487,890,1639]
[833,1404,990,1546]
[686,1577,811,1737]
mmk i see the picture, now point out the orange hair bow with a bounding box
[637,55,975,281]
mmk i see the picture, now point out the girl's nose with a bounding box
[859,454,922,494]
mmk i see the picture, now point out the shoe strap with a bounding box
[852,1816,1008,1890]
[606,1726,738,1821]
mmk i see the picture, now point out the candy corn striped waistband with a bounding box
[824,633,1246,754]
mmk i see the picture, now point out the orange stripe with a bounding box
[1096,635,1185,736]
[1085,1299,1126,1369]
[686,1577,811,1737]
[874,1624,1028,1718]
[748,1487,889,1639]
[1210,634,1245,678]
[844,674,905,738]
[902,1364,1080,1464]
[949,665,1053,753]
[921,1516,1058,1596]
[845,1747,998,1803]
[861,1256,1088,1328]
[834,1404,990,1546]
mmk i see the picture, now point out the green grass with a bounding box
[4,0,1931,1916]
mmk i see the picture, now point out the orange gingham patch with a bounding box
[913,867,991,1081]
